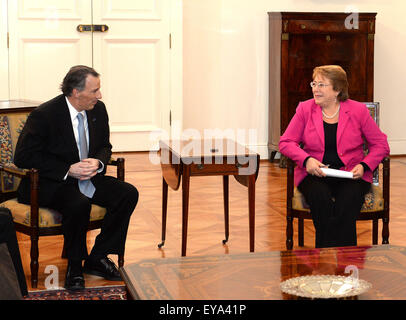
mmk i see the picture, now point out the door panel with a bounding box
[8,0,92,101]
[92,0,171,151]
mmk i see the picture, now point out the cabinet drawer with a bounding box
[285,19,370,33]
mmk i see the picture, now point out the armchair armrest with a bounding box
[0,164,40,228]
[0,164,36,201]
[107,157,125,181]
[382,157,390,212]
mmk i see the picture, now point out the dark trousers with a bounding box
[48,176,138,261]
[298,175,371,248]
[0,208,28,296]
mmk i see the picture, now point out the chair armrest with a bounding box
[0,164,30,178]
[0,164,40,228]
[381,157,390,212]
[107,157,125,181]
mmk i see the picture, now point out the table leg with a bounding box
[181,166,190,256]
[223,175,229,244]
[248,174,255,252]
[158,177,168,249]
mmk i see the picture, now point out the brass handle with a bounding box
[94,24,109,32]
[77,24,109,32]
[326,35,331,42]
[77,24,92,32]
[300,24,306,29]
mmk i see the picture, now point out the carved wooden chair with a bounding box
[0,102,125,288]
[285,102,390,249]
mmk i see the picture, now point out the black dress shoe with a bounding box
[83,257,122,281]
[64,264,85,291]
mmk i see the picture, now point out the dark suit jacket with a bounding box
[14,94,112,206]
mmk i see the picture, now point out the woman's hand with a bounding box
[351,164,364,179]
[305,157,327,177]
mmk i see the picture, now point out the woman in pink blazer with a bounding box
[279,65,389,248]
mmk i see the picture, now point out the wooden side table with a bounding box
[158,139,260,256]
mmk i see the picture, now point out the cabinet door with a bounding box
[282,32,369,133]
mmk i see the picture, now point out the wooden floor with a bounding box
[17,153,406,291]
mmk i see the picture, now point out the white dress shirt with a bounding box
[64,96,104,179]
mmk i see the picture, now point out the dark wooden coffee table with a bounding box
[158,139,260,256]
[120,245,406,300]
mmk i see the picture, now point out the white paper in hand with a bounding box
[320,167,353,179]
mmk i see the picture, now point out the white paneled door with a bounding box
[92,0,172,151]
[7,0,182,151]
[8,0,93,100]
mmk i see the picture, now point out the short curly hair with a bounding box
[313,65,349,101]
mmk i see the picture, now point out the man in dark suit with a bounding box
[14,65,139,291]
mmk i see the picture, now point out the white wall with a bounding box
[183,0,406,157]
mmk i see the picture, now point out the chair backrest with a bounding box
[364,102,379,126]
[0,102,37,196]
[363,102,380,185]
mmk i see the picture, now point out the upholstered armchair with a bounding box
[0,102,125,288]
[285,102,390,250]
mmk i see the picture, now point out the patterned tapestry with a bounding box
[0,114,27,192]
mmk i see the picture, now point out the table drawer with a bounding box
[190,163,241,176]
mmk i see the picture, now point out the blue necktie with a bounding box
[77,113,95,198]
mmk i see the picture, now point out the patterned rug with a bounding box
[24,285,127,300]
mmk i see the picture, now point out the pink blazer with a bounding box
[279,99,390,186]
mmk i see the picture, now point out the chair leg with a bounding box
[298,218,304,247]
[118,254,124,268]
[158,177,168,249]
[372,219,378,245]
[222,175,229,245]
[382,217,389,244]
[286,216,293,250]
[30,235,39,288]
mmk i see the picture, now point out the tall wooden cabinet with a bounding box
[268,12,376,161]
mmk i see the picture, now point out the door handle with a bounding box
[77,24,92,32]
[93,25,109,32]
[77,24,109,32]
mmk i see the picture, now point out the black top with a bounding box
[302,121,370,172]
[322,121,344,169]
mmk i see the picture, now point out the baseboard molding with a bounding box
[388,140,406,155]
